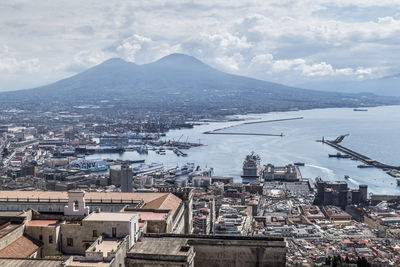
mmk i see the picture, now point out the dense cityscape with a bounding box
[0,106,399,266]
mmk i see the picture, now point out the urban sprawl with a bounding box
[0,109,399,267]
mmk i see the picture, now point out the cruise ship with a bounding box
[70,159,109,172]
[241,152,261,181]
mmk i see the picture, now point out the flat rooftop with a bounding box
[95,239,120,257]
[83,212,137,222]
[0,191,182,214]
[68,261,109,267]
[129,237,190,256]
[27,220,59,227]
[125,211,169,221]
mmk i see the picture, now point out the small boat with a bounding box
[397,179,400,186]
[344,175,350,180]
[129,159,145,164]
[294,162,305,166]
[357,164,374,168]
[329,152,352,158]
[353,108,368,112]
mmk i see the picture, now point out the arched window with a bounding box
[73,200,79,211]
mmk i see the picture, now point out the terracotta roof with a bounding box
[0,258,63,267]
[83,212,137,222]
[27,220,59,227]
[133,211,169,221]
[0,191,176,204]
[0,235,41,258]
[144,193,182,214]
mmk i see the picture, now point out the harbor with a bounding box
[82,106,400,194]
[322,135,400,177]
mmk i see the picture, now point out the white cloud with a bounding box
[0,44,39,73]
[0,0,400,90]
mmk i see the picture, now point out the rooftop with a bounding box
[0,191,182,214]
[129,237,191,256]
[0,235,41,258]
[0,258,64,267]
[27,220,59,227]
[68,261,109,267]
[125,211,169,222]
[95,239,120,257]
[83,212,137,222]
[0,223,21,239]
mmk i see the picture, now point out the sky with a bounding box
[1,0,400,91]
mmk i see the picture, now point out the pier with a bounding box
[242,117,303,125]
[203,117,303,136]
[322,135,400,171]
[203,132,283,137]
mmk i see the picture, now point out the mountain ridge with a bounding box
[0,53,398,114]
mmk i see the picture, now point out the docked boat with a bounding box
[294,162,305,166]
[70,159,109,172]
[328,152,352,159]
[397,179,400,186]
[357,164,374,168]
[133,163,164,175]
[170,163,195,176]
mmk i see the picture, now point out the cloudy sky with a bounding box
[1,0,400,91]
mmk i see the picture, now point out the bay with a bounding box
[88,105,400,195]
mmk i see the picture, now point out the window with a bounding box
[73,200,79,211]
[39,235,43,241]
[49,235,53,244]
[93,230,98,237]
[112,227,117,238]
[67,238,73,247]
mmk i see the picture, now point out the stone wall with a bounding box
[25,224,61,257]
[60,223,84,255]
[0,223,24,251]
[189,238,286,267]
[128,234,287,267]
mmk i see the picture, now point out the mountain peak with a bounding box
[101,57,128,65]
[153,53,205,66]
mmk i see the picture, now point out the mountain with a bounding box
[297,74,400,97]
[0,53,398,114]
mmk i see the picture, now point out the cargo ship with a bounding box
[70,159,109,172]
